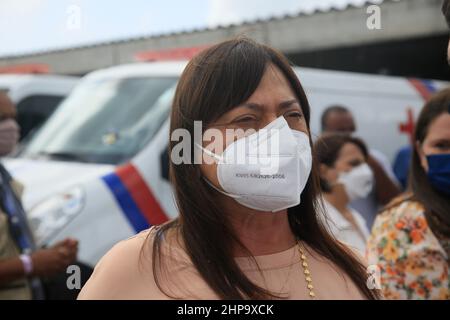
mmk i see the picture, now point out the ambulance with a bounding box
[3,60,448,271]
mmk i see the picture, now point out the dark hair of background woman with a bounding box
[409,88,450,239]
[314,134,369,193]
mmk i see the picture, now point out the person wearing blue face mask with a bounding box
[367,88,450,300]
[427,153,450,195]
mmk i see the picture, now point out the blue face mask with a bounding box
[426,154,450,195]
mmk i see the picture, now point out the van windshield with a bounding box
[21,76,177,164]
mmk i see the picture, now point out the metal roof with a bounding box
[1,0,391,58]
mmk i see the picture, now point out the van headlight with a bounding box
[28,186,85,246]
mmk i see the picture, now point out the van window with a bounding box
[22,77,177,164]
[16,95,65,140]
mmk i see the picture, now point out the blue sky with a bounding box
[0,0,380,57]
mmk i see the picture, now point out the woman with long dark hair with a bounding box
[314,134,373,256]
[367,88,450,300]
[79,38,379,300]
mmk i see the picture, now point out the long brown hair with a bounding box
[410,88,450,239]
[152,37,379,299]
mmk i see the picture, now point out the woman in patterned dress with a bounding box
[367,88,450,299]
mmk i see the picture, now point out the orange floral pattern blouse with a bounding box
[367,199,449,300]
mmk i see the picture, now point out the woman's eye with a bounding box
[437,143,450,149]
[285,112,303,119]
[349,160,362,167]
[233,116,257,124]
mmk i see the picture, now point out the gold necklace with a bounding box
[297,241,316,299]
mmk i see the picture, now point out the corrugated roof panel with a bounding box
[1,0,392,58]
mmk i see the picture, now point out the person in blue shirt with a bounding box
[393,145,412,190]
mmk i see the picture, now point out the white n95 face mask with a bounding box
[338,163,374,201]
[198,116,312,212]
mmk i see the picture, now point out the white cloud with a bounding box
[0,0,47,16]
[0,0,49,55]
[0,0,47,32]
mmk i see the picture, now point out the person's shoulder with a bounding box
[369,193,443,258]
[377,193,425,224]
[122,227,156,248]
[77,227,158,299]
[10,179,24,197]
[303,242,370,299]
[78,225,193,299]
[100,227,156,264]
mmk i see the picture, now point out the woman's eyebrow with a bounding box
[240,99,300,111]
[430,137,450,144]
[279,99,300,109]
[239,102,263,112]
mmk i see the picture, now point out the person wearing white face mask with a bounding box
[320,106,401,230]
[315,134,373,255]
[0,93,78,300]
[79,38,380,300]
[195,115,312,213]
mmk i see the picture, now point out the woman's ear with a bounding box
[415,140,428,172]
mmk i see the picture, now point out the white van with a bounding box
[0,74,79,140]
[3,61,448,269]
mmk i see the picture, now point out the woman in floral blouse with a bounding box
[367,88,450,300]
